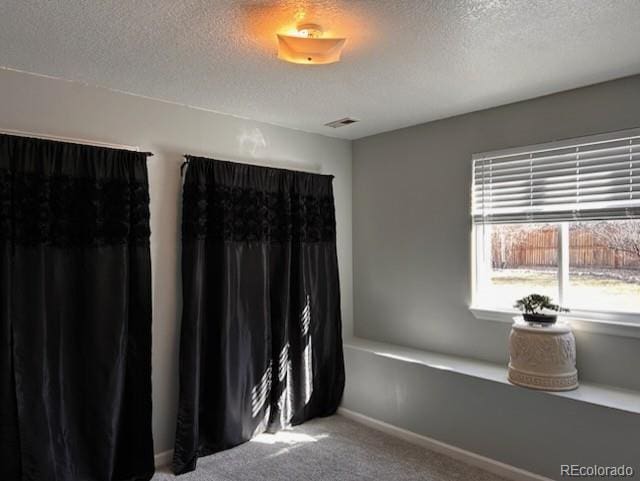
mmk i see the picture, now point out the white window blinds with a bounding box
[472,129,640,224]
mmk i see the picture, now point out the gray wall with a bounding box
[342,347,640,480]
[0,68,353,454]
[352,74,640,390]
[348,74,640,479]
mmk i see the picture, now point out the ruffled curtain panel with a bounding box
[173,157,345,474]
[0,134,154,481]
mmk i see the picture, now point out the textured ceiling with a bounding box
[1,1,640,140]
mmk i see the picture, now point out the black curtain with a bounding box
[0,134,154,481]
[173,157,345,474]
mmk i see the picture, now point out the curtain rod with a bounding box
[0,128,153,156]
[181,155,322,176]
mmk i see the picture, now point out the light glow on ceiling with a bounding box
[238,1,370,63]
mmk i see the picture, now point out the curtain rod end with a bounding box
[180,159,189,176]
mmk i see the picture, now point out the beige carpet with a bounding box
[153,415,509,481]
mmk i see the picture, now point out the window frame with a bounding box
[470,128,640,338]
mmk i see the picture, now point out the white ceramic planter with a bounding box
[508,318,578,391]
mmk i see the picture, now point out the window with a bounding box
[472,128,640,321]
[566,220,640,312]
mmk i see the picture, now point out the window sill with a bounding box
[469,305,640,339]
[344,337,640,415]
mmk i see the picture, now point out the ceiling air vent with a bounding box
[324,117,359,128]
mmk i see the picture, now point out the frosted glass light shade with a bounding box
[277,34,346,64]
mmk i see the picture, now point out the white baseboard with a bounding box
[154,449,173,469]
[337,408,551,481]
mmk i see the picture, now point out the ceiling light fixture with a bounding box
[277,23,346,65]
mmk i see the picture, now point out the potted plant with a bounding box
[514,294,568,325]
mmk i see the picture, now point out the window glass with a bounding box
[476,223,559,308]
[566,220,640,312]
